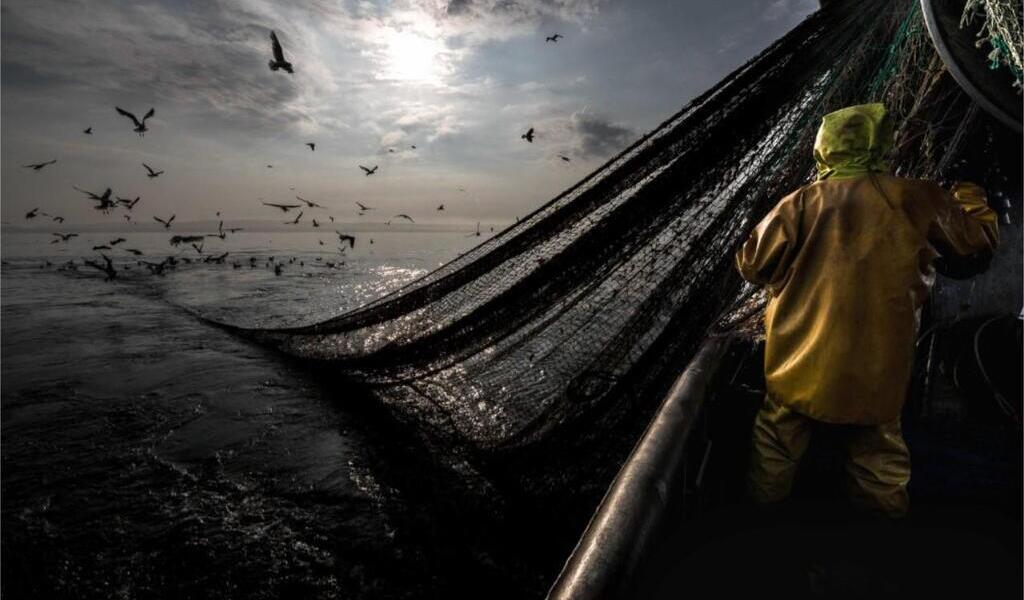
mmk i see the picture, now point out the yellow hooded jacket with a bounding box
[735,104,1000,424]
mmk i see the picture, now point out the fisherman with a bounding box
[735,103,999,518]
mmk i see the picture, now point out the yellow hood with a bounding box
[813,103,894,180]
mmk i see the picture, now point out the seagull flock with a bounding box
[11,28,571,281]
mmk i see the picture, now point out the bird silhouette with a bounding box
[559,155,571,162]
[52,215,66,223]
[208,220,243,239]
[312,218,320,227]
[387,214,415,225]
[116,107,154,136]
[336,232,356,248]
[190,241,204,254]
[296,196,324,208]
[521,127,535,143]
[359,165,379,176]
[286,211,304,225]
[328,215,335,222]
[23,159,57,171]
[84,254,117,281]
[142,258,172,275]
[125,248,144,256]
[117,196,141,210]
[143,163,164,178]
[268,31,294,74]
[546,34,563,42]
[355,201,375,211]
[51,233,78,243]
[92,245,112,251]
[305,142,315,151]
[263,201,301,212]
[266,164,274,168]
[109,237,127,246]
[437,204,445,211]
[74,185,110,201]
[410,145,417,149]
[83,127,93,135]
[153,214,175,228]
[169,235,204,246]
[25,208,40,219]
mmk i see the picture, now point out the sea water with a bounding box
[1,230,523,599]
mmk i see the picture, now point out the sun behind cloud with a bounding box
[379,24,453,84]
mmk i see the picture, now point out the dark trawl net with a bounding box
[234,0,1019,499]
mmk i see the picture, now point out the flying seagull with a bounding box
[23,159,57,171]
[125,248,144,256]
[84,254,117,281]
[312,218,320,228]
[83,127,93,135]
[262,201,301,212]
[143,163,164,178]
[73,185,111,201]
[387,214,415,225]
[169,235,204,246]
[115,107,155,136]
[546,34,563,42]
[51,233,78,243]
[109,238,127,246]
[355,201,375,211]
[359,165,378,176]
[296,196,324,208]
[153,214,176,228]
[521,127,535,143]
[52,216,66,224]
[142,258,172,276]
[268,31,294,74]
[559,155,571,162]
[305,142,315,151]
[25,208,40,219]
[437,204,445,211]
[336,232,356,249]
[117,196,141,210]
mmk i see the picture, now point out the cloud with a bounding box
[566,111,635,159]
[532,110,635,160]
[761,0,817,21]
[440,0,605,21]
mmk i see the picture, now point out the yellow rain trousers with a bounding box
[736,104,999,516]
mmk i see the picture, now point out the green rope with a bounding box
[867,2,922,99]
[987,35,1023,87]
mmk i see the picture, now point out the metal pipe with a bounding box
[547,335,732,600]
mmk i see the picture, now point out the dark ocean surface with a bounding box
[1,230,539,599]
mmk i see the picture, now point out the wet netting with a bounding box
[235,0,1020,499]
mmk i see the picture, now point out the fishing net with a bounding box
[236,0,1020,502]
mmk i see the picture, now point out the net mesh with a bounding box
[235,0,1019,499]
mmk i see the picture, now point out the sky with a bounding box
[1,0,818,227]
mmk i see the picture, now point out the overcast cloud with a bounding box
[1,0,817,226]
